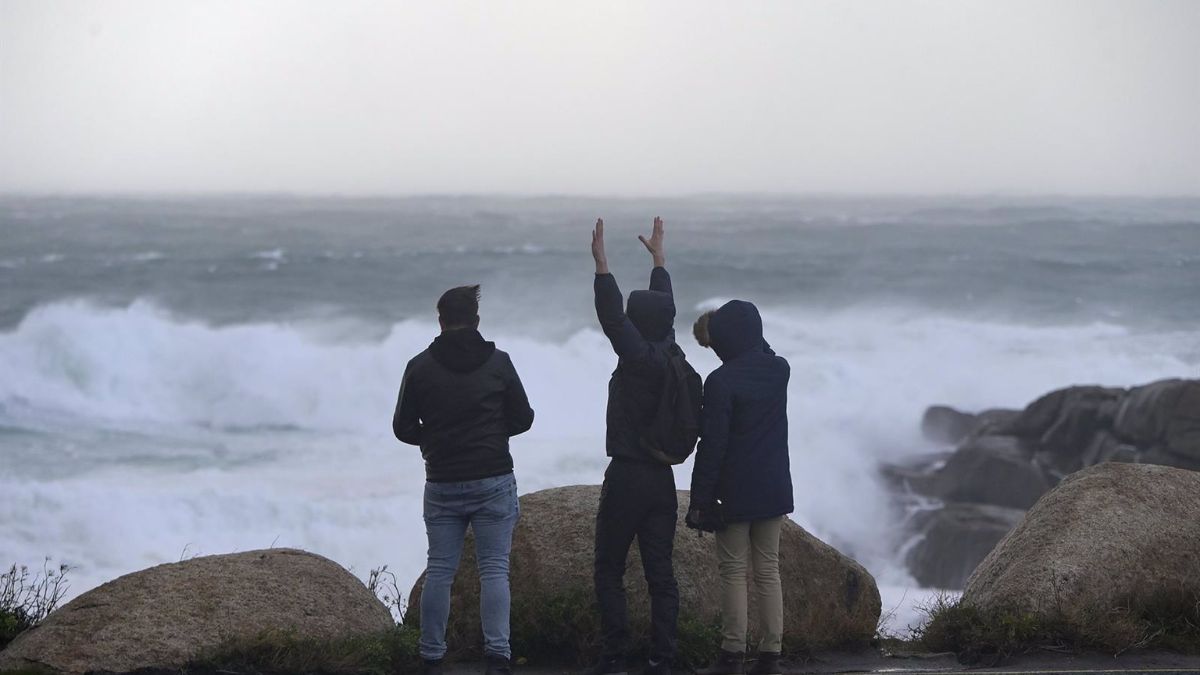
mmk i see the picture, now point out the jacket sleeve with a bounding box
[594,273,649,361]
[502,353,535,437]
[690,371,732,507]
[649,266,673,297]
[392,361,423,445]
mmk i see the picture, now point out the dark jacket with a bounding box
[690,300,793,523]
[595,266,676,462]
[393,328,535,482]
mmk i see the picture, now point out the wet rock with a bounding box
[904,503,1026,590]
[924,435,1051,510]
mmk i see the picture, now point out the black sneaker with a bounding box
[580,655,628,675]
[639,657,671,674]
[421,658,445,675]
[747,651,781,675]
[485,654,514,675]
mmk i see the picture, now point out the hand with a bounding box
[591,218,609,275]
[638,216,665,268]
[685,503,721,532]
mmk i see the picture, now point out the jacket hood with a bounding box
[429,328,496,373]
[626,290,675,342]
[708,300,765,362]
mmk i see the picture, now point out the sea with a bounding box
[1,194,1197,632]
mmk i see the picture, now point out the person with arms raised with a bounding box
[584,217,682,675]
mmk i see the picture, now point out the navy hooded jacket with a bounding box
[594,266,677,462]
[690,300,793,523]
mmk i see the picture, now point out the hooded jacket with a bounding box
[393,328,535,482]
[690,300,793,523]
[594,266,677,462]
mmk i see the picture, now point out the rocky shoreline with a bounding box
[886,378,1200,589]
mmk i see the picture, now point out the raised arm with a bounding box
[640,216,672,296]
[593,218,650,360]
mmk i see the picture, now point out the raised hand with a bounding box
[638,216,666,268]
[591,218,609,274]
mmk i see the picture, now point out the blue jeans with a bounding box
[420,472,519,661]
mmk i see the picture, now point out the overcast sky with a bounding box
[1,0,1197,196]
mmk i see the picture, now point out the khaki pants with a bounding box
[714,516,783,653]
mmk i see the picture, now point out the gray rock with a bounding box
[963,463,1200,643]
[921,406,979,446]
[1007,386,1124,443]
[0,549,394,674]
[404,485,880,658]
[925,435,1052,509]
[919,407,1021,446]
[1115,379,1200,466]
[904,503,1026,590]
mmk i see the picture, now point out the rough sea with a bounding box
[2,195,1197,631]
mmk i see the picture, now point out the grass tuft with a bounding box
[1,560,71,649]
[189,626,421,675]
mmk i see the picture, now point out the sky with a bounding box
[1,0,1198,196]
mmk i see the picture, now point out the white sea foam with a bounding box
[0,300,1195,632]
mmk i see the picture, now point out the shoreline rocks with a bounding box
[891,378,1200,590]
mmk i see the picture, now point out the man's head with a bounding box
[626,289,675,342]
[437,284,481,331]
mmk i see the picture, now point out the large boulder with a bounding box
[405,485,880,659]
[962,463,1200,642]
[0,549,393,674]
[903,503,1025,590]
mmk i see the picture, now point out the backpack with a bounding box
[639,343,703,465]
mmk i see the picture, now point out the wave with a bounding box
[0,299,1195,630]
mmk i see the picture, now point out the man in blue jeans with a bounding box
[394,284,535,675]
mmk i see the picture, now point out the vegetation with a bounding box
[189,626,421,675]
[911,589,1200,666]
[0,561,71,650]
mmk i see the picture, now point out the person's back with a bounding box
[688,300,792,675]
[394,326,532,482]
[585,217,681,675]
[693,300,792,523]
[393,285,533,675]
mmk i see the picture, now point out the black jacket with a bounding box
[690,300,793,523]
[595,267,676,462]
[393,328,535,482]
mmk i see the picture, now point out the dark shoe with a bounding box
[695,649,744,675]
[580,656,628,675]
[640,657,672,674]
[421,659,445,675]
[748,651,781,675]
[485,654,514,675]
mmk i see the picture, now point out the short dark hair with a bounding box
[693,310,714,348]
[437,285,481,328]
